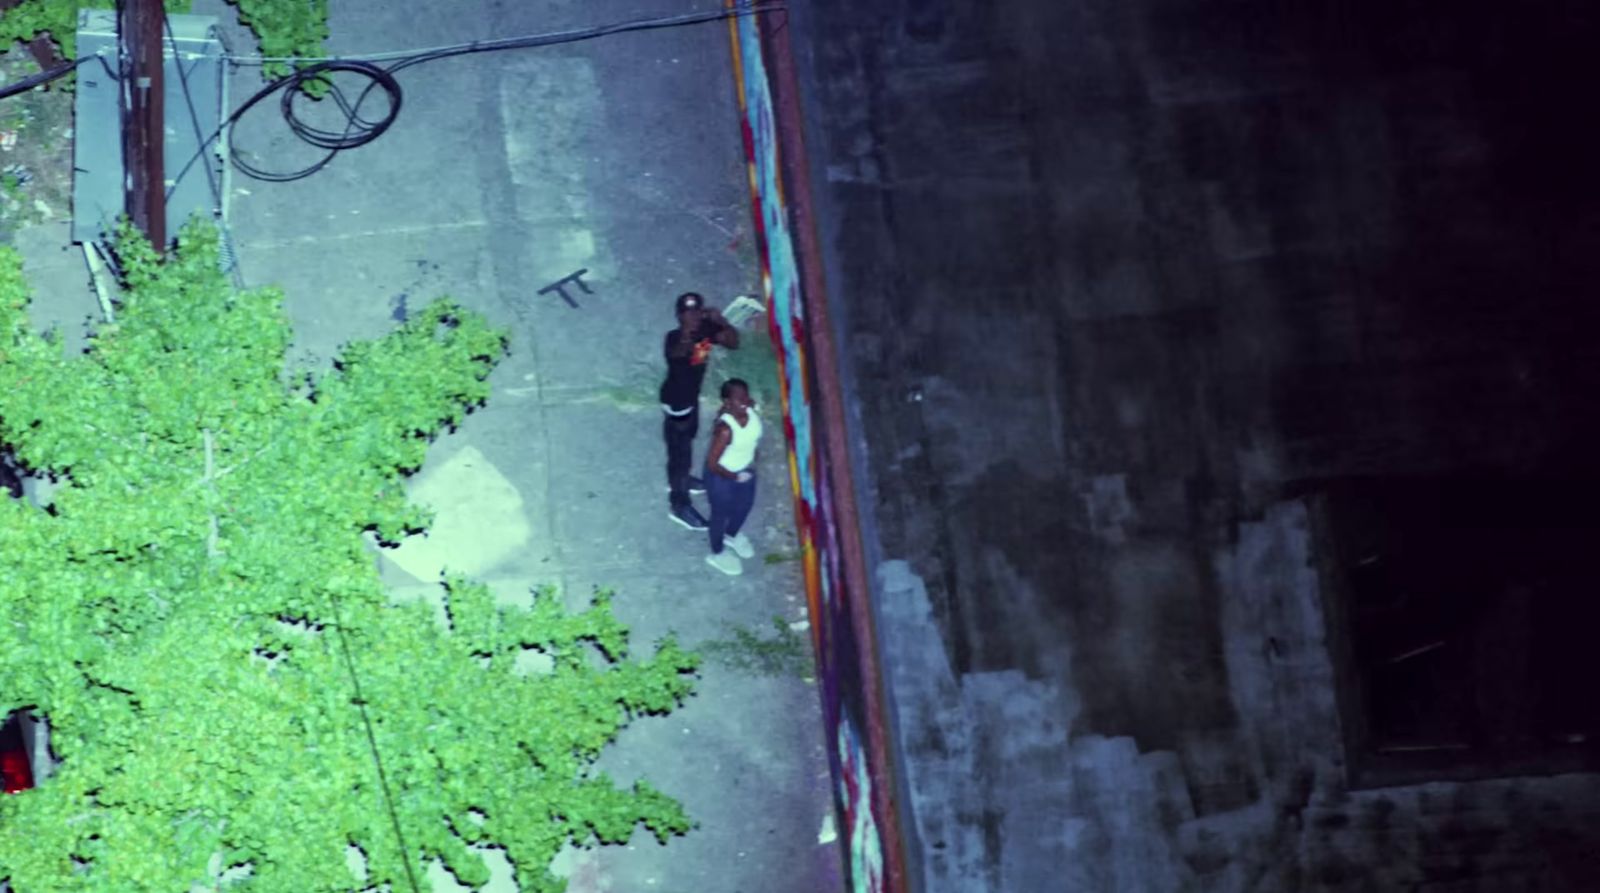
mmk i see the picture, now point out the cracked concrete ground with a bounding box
[12,0,844,890]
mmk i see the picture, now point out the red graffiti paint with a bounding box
[727,6,904,891]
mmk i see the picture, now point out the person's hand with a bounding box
[736,471,753,484]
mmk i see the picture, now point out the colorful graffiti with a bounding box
[727,6,898,892]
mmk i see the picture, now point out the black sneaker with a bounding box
[668,504,709,531]
[663,476,708,495]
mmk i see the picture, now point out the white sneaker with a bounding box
[725,532,755,559]
[706,550,743,576]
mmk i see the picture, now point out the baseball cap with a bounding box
[675,292,704,314]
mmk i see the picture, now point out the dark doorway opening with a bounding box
[1315,475,1600,787]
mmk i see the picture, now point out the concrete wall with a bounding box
[786,0,1600,889]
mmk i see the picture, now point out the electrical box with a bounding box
[71,10,226,247]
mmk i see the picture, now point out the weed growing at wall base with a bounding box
[698,616,813,679]
[0,221,698,892]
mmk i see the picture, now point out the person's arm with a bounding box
[706,421,740,479]
[665,329,695,360]
[707,308,740,349]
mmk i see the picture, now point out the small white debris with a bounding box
[817,812,837,844]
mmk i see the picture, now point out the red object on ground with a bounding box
[0,741,32,793]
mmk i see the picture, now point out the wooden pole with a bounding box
[120,0,166,247]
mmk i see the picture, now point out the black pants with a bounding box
[663,405,699,509]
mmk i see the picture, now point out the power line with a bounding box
[324,587,425,893]
[0,55,90,100]
[165,15,415,883]
[217,1,785,65]
[162,14,245,288]
[164,0,785,191]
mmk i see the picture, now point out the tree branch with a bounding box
[212,436,279,482]
[82,421,140,454]
[203,428,219,559]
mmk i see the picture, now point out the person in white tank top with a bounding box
[703,379,763,576]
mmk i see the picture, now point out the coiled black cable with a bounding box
[222,59,402,184]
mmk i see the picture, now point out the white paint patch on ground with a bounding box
[550,845,614,893]
[426,847,519,893]
[500,57,610,279]
[386,445,532,580]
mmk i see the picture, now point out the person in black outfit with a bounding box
[660,292,739,529]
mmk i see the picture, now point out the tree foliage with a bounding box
[0,222,697,892]
[0,0,327,78]
[225,0,330,83]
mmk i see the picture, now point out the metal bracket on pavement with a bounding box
[537,268,594,308]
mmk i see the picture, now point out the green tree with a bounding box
[0,0,328,79]
[0,221,697,892]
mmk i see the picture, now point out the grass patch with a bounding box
[695,615,813,679]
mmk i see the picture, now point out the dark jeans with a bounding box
[705,467,756,553]
[663,405,699,509]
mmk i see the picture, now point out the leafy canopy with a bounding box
[0,222,697,892]
[0,0,328,81]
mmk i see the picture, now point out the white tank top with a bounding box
[717,410,763,473]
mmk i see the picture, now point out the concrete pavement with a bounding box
[13,0,844,889]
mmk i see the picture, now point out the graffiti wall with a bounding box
[726,7,902,892]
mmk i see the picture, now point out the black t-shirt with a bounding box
[659,321,724,411]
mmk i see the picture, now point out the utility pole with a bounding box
[120,0,166,247]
